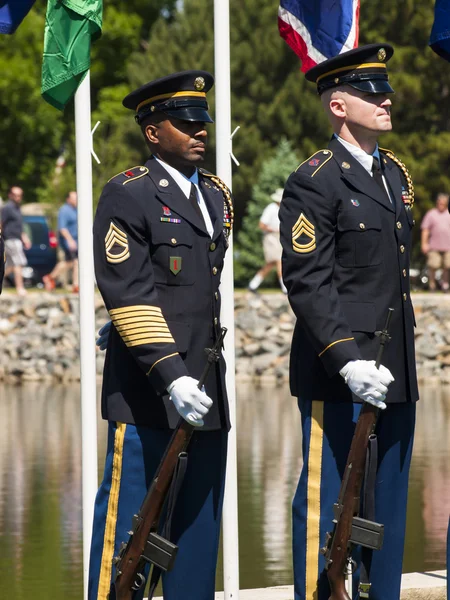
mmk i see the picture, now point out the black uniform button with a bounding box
[210,242,216,251]
[403,269,407,277]
[400,245,405,253]
[403,293,407,301]
[396,221,402,229]
[212,266,218,275]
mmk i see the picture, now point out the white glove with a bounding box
[167,376,213,427]
[339,360,394,410]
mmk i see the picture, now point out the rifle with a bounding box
[112,326,228,600]
[321,308,394,600]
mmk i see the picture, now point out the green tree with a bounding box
[234,139,299,287]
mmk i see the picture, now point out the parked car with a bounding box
[21,215,58,287]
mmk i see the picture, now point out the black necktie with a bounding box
[372,156,392,204]
[189,182,206,225]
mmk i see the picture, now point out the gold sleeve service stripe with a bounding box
[109,305,163,317]
[147,352,179,375]
[318,337,355,357]
[111,315,166,326]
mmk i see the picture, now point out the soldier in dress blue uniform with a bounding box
[88,71,234,600]
[279,44,418,600]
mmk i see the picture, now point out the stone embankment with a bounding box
[0,291,449,383]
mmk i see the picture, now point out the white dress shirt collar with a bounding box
[335,135,380,176]
[154,156,214,237]
[154,156,198,198]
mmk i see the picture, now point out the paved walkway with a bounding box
[153,569,447,599]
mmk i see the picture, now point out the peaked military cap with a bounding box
[123,70,214,125]
[306,43,395,95]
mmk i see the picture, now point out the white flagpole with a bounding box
[214,1,240,598]
[74,71,98,600]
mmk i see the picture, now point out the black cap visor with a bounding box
[348,79,395,94]
[162,106,214,123]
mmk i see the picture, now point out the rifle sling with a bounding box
[359,434,378,598]
[147,451,189,599]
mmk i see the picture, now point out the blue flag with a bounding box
[430,0,450,61]
[278,0,360,72]
[0,0,37,34]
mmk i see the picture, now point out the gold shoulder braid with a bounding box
[380,148,414,210]
[200,171,234,242]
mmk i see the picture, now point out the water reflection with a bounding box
[0,382,447,598]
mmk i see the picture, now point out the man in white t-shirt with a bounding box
[248,188,287,293]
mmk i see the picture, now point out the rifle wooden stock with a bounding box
[112,327,227,600]
[326,403,378,600]
[324,308,393,600]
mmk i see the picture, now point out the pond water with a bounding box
[0,382,448,598]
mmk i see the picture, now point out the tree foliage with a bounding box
[0,0,449,268]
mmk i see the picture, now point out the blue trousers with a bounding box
[88,422,228,600]
[293,400,416,600]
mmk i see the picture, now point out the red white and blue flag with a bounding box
[430,0,450,61]
[278,0,360,73]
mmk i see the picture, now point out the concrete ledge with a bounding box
[152,569,447,599]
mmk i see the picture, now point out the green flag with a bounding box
[41,0,102,110]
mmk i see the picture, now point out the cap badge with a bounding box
[194,76,205,91]
[351,199,360,207]
[309,158,320,167]
[341,161,351,169]
[159,179,169,187]
[378,48,387,62]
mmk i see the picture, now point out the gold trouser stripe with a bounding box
[306,401,324,600]
[147,352,179,375]
[318,337,355,358]
[98,423,126,599]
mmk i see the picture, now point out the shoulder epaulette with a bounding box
[379,148,414,209]
[295,149,333,177]
[108,165,149,185]
[199,169,234,238]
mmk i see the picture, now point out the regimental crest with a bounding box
[170,256,182,275]
[309,158,320,167]
[105,222,130,264]
[292,213,316,254]
[163,206,171,216]
[351,199,360,207]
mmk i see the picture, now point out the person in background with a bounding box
[2,186,31,297]
[279,44,418,600]
[43,191,79,293]
[248,188,287,294]
[420,192,450,291]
